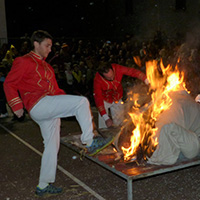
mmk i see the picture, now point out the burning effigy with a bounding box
[114,59,200,165]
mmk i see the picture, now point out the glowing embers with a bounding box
[118,60,187,163]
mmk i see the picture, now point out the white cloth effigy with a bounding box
[148,90,200,165]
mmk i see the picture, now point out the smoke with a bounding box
[185,21,200,49]
[124,83,151,119]
[175,21,200,97]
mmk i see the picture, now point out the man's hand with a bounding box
[144,78,149,85]
[105,118,113,128]
[14,109,24,118]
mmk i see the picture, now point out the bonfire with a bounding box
[115,59,188,163]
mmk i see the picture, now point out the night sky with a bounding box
[5,0,118,39]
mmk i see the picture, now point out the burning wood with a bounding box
[114,59,198,165]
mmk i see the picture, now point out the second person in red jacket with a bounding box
[93,61,149,128]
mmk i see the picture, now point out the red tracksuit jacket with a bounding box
[93,63,147,116]
[4,51,65,113]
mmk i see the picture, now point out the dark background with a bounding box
[5,0,195,42]
[5,0,120,39]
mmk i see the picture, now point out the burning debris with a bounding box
[114,59,199,165]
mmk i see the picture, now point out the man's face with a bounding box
[103,68,115,81]
[34,38,52,58]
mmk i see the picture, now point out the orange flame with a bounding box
[133,56,142,67]
[122,60,188,161]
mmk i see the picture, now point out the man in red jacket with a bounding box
[4,30,113,197]
[93,61,149,128]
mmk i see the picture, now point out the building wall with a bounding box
[0,0,7,46]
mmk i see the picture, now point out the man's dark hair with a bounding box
[30,30,53,48]
[97,61,113,77]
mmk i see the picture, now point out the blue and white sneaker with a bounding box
[35,184,63,197]
[86,136,114,156]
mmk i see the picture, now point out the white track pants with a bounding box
[98,99,124,128]
[30,95,94,186]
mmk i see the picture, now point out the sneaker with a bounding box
[0,113,8,118]
[35,184,63,197]
[86,136,114,156]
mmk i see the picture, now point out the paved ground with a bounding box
[1,107,200,200]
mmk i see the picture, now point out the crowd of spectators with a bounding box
[1,31,200,118]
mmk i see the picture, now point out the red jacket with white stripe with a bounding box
[93,63,147,116]
[4,51,65,113]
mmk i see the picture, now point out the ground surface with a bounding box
[1,107,200,200]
